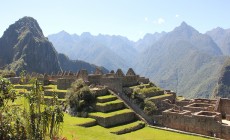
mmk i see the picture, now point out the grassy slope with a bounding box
[62,118,208,140]
[12,85,209,140]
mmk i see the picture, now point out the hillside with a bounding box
[58,53,108,73]
[0,17,61,74]
[213,58,230,98]
[48,22,228,98]
[0,17,107,74]
[48,31,135,71]
[136,22,225,98]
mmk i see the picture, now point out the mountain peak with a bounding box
[1,16,44,40]
[172,21,199,38]
[14,16,43,37]
[180,21,189,27]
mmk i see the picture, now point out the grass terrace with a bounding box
[64,113,96,127]
[7,87,209,140]
[149,94,172,100]
[89,109,133,118]
[109,121,145,134]
[96,100,123,107]
[97,95,117,103]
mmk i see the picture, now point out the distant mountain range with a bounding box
[48,22,230,99]
[0,16,229,99]
[0,17,108,75]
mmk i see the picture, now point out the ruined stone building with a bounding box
[162,98,230,139]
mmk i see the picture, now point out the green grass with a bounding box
[96,100,123,107]
[64,113,96,126]
[97,95,116,100]
[14,88,28,94]
[89,109,132,118]
[109,121,144,132]
[44,96,66,101]
[10,87,210,140]
[61,124,209,140]
[45,89,67,93]
[43,84,57,89]
[138,87,162,94]
[14,84,32,89]
[177,96,185,101]
[150,94,172,100]
[130,84,149,89]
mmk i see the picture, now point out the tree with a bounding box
[0,75,64,140]
[66,79,95,117]
[24,79,64,140]
[0,77,26,140]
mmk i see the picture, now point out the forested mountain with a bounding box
[0,17,107,74]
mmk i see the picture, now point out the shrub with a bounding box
[144,100,158,116]
[66,79,95,117]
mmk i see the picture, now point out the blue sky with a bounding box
[1,0,229,41]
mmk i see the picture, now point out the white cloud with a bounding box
[175,14,180,18]
[158,18,165,24]
[153,17,165,25]
[144,17,148,22]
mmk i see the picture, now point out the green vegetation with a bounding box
[89,109,132,118]
[0,77,64,140]
[150,94,172,100]
[109,121,145,134]
[96,100,123,107]
[66,79,95,117]
[64,113,96,126]
[144,100,158,115]
[97,94,116,100]
[61,124,209,140]
[0,70,16,77]
[2,81,209,140]
[177,96,185,101]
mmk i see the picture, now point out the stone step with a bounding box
[89,109,137,128]
[97,95,117,103]
[109,121,145,135]
[95,100,124,113]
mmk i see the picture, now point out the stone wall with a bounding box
[218,98,230,119]
[138,77,149,84]
[89,111,136,128]
[163,110,221,137]
[100,77,123,93]
[8,77,21,84]
[57,78,75,90]
[162,109,230,139]
[150,94,175,105]
[88,74,102,85]
[176,99,192,107]
[183,103,215,113]
[122,76,138,87]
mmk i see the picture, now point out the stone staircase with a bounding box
[89,89,145,134]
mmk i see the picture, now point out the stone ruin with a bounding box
[161,98,230,139]
[7,67,230,139]
[27,68,150,93]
